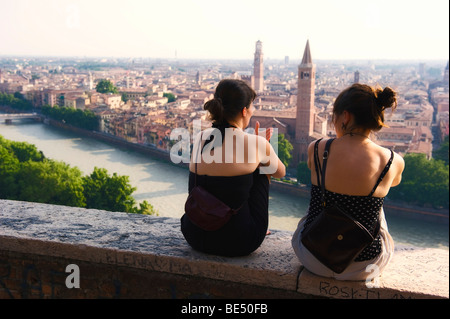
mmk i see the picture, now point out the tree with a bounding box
[129,200,158,215]
[41,105,99,131]
[388,153,449,208]
[433,135,449,166]
[277,133,293,168]
[0,92,32,111]
[95,79,118,94]
[163,92,176,103]
[297,161,310,185]
[15,159,86,208]
[0,145,20,198]
[8,140,45,162]
[0,135,157,215]
[82,167,137,213]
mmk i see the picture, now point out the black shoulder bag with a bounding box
[300,139,381,274]
[184,132,241,231]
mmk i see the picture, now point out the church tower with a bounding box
[88,72,94,90]
[253,40,264,92]
[294,40,316,162]
[443,61,449,85]
[354,70,360,83]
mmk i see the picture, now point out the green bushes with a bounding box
[388,153,449,209]
[41,105,99,131]
[296,139,449,209]
[0,92,33,111]
[0,135,156,215]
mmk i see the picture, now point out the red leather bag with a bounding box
[185,185,239,231]
[184,132,242,231]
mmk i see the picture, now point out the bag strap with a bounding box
[313,138,323,189]
[320,139,335,205]
[367,150,394,237]
[318,138,382,238]
[192,130,243,214]
[368,149,394,197]
[193,131,203,187]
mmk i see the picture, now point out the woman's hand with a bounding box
[255,121,273,141]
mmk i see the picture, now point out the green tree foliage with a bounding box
[297,161,310,185]
[0,135,156,215]
[277,133,293,168]
[388,153,449,208]
[433,135,449,166]
[163,92,176,103]
[0,145,20,198]
[0,92,33,111]
[82,167,136,212]
[82,167,156,215]
[15,160,86,208]
[129,199,157,215]
[95,79,118,94]
[294,143,449,209]
[7,140,45,162]
[41,105,99,131]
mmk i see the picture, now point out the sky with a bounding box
[0,0,449,61]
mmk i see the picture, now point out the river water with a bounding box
[0,119,448,250]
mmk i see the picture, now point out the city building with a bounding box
[253,40,264,93]
[1,51,445,161]
[250,40,325,165]
[294,40,324,162]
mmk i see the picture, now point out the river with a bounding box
[0,119,448,250]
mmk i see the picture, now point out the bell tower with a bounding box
[294,40,316,162]
[253,40,264,93]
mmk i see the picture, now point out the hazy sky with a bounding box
[1,0,448,61]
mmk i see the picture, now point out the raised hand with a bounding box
[255,121,273,141]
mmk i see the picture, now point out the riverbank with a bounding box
[44,116,449,225]
[1,105,448,225]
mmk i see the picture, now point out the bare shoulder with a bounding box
[392,151,405,171]
[376,144,404,167]
[374,144,405,178]
[308,138,326,152]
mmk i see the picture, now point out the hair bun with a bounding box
[204,97,224,123]
[376,87,397,110]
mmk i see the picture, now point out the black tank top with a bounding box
[180,125,270,257]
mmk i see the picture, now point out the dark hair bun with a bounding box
[376,87,397,110]
[204,97,224,123]
[333,83,398,132]
[204,79,257,125]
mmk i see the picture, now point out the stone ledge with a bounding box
[0,199,448,299]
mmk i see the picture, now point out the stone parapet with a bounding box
[0,199,448,299]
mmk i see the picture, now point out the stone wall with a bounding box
[0,199,448,300]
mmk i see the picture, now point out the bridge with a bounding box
[0,113,42,123]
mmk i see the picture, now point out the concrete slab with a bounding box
[1,199,448,299]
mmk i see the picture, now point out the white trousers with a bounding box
[291,208,395,281]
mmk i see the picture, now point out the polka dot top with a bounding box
[303,141,395,262]
[304,185,385,261]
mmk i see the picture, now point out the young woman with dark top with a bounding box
[181,79,285,257]
[292,83,405,280]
